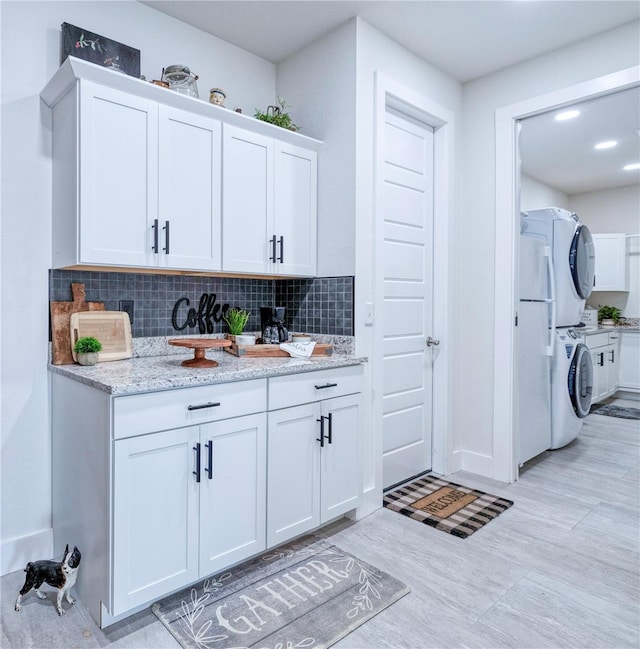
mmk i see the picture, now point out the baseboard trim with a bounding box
[456,450,493,478]
[1,528,53,576]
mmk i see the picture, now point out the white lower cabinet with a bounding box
[587,332,620,404]
[52,365,362,627]
[112,412,266,614]
[267,393,360,547]
[618,332,640,391]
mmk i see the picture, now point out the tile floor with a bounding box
[2,397,638,649]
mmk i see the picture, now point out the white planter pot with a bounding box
[235,334,256,346]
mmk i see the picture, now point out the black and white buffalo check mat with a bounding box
[383,474,513,538]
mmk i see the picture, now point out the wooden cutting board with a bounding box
[70,311,133,363]
[225,343,333,357]
[50,283,105,365]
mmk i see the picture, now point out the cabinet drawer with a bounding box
[113,380,267,439]
[586,332,610,348]
[268,365,363,411]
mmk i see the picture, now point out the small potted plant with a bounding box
[74,336,102,366]
[223,308,254,345]
[254,97,300,131]
[597,305,621,327]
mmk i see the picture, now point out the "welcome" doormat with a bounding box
[383,474,513,538]
[152,536,409,649]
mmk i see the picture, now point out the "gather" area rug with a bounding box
[152,536,409,649]
[589,403,640,420]
[383,474,513,538]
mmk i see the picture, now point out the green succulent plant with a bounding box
[224,308,251,335]
[254,97,299,131]
[74,336,103,354]
[597,305,621,323]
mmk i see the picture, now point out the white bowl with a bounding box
[291,333,312,343]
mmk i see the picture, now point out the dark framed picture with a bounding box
[61,22,140,78]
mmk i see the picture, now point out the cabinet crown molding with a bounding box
[41,57,322,150]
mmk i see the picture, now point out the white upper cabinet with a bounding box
[57,82,158,268]
[222,126,317,276]
[592,234,629,292]
[274,141,318,276]
[41,58,320,276]
[222,127,274,274]
[158,106,221,270]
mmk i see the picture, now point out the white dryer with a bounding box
[551,328,593,449]
[522,207,595,327]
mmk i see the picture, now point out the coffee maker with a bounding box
[260,307,289,344]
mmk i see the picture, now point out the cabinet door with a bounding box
[113,426,199,614]
[593,234,628,291]
[222,126,273,273]
[199,414,266,574]
[80,81,158,267]
[267,404,320,547]
[273,142,317,276]
[605,338,620,397]
[590,347,607,404]
[158,106,221,271]
[619,333,640,390]
[320,394,360,522]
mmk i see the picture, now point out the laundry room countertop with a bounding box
[583,325,640,334]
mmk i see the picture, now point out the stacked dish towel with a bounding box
[279,341,316,358]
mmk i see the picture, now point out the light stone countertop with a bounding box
[49,350,368,396]
[582,326,640,335]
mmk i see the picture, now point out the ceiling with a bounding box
[141,1,639,83]
[141,1,639,193]
[520,86,640,195]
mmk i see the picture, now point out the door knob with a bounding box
[426,336,440,347]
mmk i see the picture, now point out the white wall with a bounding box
[277,20,357,278]
[521,174,569,212]
[571,184,640,317]
[458,21,640,476]
[0,0,275,575]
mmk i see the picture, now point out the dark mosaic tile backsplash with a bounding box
[50,270,354,338]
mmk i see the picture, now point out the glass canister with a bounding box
[161,65,199,98]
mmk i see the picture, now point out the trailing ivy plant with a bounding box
[254,97,299,131]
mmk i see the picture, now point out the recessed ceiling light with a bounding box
[594,140,618,150]
[623,162,640,171]
[554,110,580,121]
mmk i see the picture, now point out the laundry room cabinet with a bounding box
[222,125,318,276]
[266,367,361,547]
[618,332,640,391]
[592,234,629,292]
[587,331,620,403]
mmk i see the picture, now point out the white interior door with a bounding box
[381,110,435,489]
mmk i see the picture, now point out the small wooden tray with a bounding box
[225,343,333,358]
[169,338,232,367]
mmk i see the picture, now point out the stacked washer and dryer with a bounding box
[518,207,596,465]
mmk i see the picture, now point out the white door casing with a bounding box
[380,110,435,489]
[359,72,453,515]
[495,66,640,482]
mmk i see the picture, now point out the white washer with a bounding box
[522,207,595,327]
[551,328,593,449]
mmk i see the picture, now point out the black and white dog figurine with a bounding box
[15,545,81,616]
